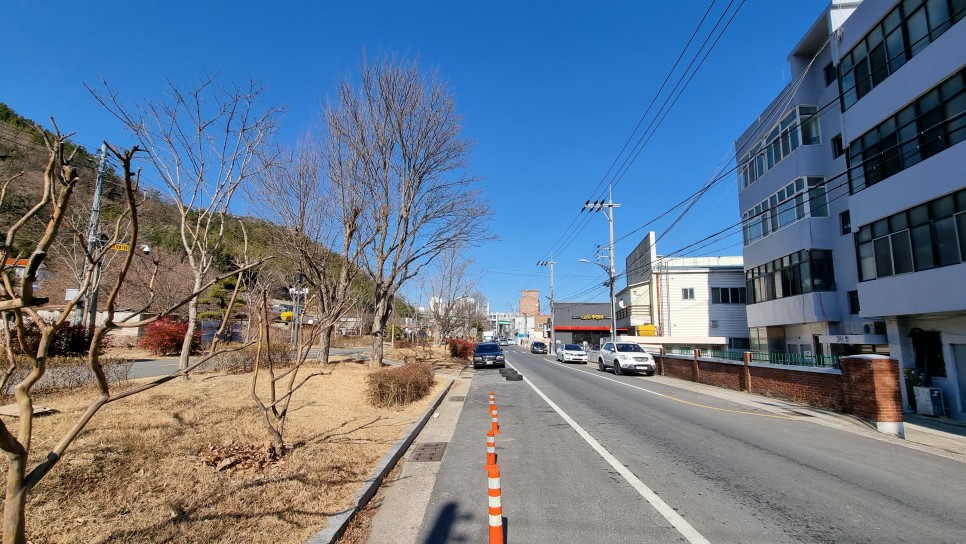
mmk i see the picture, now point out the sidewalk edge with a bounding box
[306,375,457,544]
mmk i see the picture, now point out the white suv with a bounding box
[597,342,656,376]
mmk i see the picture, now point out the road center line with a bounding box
[510,362,711,544]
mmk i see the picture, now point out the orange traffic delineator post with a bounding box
[486,430,496,465]
[489,391,496,412]
[490,405,500,434]
[486,463,503,544]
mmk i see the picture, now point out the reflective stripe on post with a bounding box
[486,463,503,544]
[486,430,496,465]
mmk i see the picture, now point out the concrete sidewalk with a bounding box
[366,374,474,544]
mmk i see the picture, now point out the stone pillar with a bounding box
[742,351,752,392]
[840,356,905,438]
[692,349,701,383]
[658,347,666,376]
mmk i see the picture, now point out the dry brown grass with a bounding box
[1,360,446,544]
[383,343,468,374]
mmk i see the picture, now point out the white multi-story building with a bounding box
[616,231,749,350]
[736,0,966,417]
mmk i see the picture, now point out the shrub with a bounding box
[447,338,476,360]
[204,342,295,374]
[10,321,102,357]
[139,319,200,356]
[366,362,435,408]
[1,355,132,397]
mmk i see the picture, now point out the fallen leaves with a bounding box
[199,442,283,472]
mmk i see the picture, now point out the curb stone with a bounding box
[306,375,458,544]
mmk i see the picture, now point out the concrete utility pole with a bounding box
[537,259,555,348]
[83,142,108,331]
[582,185,621,342]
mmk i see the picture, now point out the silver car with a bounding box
[556,343,587,363]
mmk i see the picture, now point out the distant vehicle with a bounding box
[530,341,548,354]
[555,343,587,363]
[499,338,509,346]
[473,342,506,369]
[591,342,655,375]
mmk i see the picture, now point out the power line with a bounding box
[534,1,740,268]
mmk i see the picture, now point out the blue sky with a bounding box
[2,0,830,314]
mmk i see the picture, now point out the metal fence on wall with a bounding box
[663,347,841,369]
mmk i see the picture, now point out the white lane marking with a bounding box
[508,361,710,544]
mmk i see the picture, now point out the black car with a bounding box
[473,342,506,368]
[530,341,548,354]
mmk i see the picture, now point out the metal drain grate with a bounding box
[448,396,465,402]
[410,442,447,462]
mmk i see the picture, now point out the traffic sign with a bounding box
[111,243,131,251]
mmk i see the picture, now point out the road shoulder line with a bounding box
[515,366,710,544]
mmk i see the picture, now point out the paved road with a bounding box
[415,346,966,543]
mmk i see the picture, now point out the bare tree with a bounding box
[324,54,495,367]
[425,245,482,342]
[252,137,370,365]
[89,75,281,373]
[0,130,262,544]
[249,289,328,456]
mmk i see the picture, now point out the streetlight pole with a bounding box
[582,185,621,342]
[579,259,617,343]
[537,259,555,349]
[288,272,307,349]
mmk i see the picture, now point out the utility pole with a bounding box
[582,184,621,342]
[83,142,108,331]
[537,259,555,349]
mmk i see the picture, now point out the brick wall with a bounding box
[656,353,902,423]
[840,357,903,423]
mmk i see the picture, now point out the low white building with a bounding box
[616,231,749,350]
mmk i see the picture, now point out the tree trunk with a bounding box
[318,325,334,364]
[369,292,392,368]
[178,275,203,373]
[3,455,28,544]
[370,330,385,369]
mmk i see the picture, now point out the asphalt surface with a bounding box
[408,346,966,544]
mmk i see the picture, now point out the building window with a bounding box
[682,288,695,300]
[711,287,747,304]
[749,327,767,351]
[848,66,966,193]
[737,106,821,190]
[839,0,966,110]
[746,249,835,304]
[841,210,852,234]
[742,177,828,245]
[824,62,837,87]
[832,133,844,159]
[848,290,860,314]
[855,188,966,281]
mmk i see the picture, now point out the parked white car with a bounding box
[592,342,656,375]
[555,343,587,363]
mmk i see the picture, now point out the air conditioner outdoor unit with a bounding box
[863,322,886,335]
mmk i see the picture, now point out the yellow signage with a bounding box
[580,314,605,320]
[111,243,131,252]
